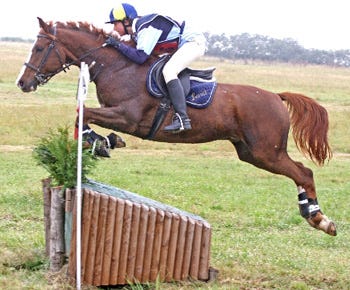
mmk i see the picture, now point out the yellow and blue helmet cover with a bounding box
[106,3,138,23]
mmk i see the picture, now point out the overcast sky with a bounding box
[1,0,349,50]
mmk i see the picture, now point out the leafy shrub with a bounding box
[33,125,98,188]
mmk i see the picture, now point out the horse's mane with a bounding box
[49,20,108,37]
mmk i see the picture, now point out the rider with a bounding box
[104,3,207,133]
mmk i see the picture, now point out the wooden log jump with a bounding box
[43,179,213,286]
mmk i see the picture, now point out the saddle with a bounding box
[146,55,217,109]
[145,55,217,140]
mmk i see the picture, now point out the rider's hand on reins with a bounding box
[104,36,121,48]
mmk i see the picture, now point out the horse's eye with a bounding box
[34,46,44,53]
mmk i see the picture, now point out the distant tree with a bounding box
[0,37,33,43]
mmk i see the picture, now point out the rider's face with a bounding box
[112,19,132,36]
[113,22,125,36]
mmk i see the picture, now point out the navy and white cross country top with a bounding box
[133,14,183,55]
[116,13,206,64]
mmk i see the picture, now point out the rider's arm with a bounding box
[120,26,162,64]
[117,44,149,64]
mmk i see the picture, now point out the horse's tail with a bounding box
[278,92,332,166]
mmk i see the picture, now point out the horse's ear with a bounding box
[37,17,50,33]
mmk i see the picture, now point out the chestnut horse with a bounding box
[17,18,336,236]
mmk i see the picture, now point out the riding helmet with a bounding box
[106,3,138,23]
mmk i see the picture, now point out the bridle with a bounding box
[24,33,69,85]
[24,26,105,86]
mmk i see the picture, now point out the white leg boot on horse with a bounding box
[81,125,126,157]
[298,186,337,235]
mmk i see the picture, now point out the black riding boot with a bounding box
[163,79,191,133]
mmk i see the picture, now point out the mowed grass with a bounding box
[1,41,350,289]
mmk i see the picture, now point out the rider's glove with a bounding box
[104,36,121,48]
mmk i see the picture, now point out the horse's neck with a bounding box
[60,29,152,104]
[60,30,100,63]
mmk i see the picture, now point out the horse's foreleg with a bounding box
[75,115,126,158]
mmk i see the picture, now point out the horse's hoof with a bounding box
[326,221,337,236]
[317,217,337,236]
[94,146,110,158]
[93,139,110,158]
[307,214,337,236]
[108,133,126,148]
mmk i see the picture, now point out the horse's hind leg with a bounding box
[232,140,336,236]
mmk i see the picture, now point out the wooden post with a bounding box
[42,178,52,257]
[101,196,117,285]
[165,213,180,282]
[150,209,165,281]
[134,204,149,282]
[141,207,157,282]
[117,200,133,284]
[109,199,125,285]
[159,211,172,281]
[126,203,141,282]
[190,222,203,279]
[173,216,188,280]
[198,222,211,281]
[50,186,65,272]
[84,192,100,284]
[182,217,195,280]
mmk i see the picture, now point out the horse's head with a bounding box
[17,18,125,92]
[17,17,72,92]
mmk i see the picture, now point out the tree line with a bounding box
[204,32,350,67]
[3,33,350,67]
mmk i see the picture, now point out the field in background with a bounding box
[0,42,349,289]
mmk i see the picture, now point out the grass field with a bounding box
[1,41,350,289]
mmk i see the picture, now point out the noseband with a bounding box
[24,26,104,86]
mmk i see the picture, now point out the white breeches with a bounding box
[162,40,206,84]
